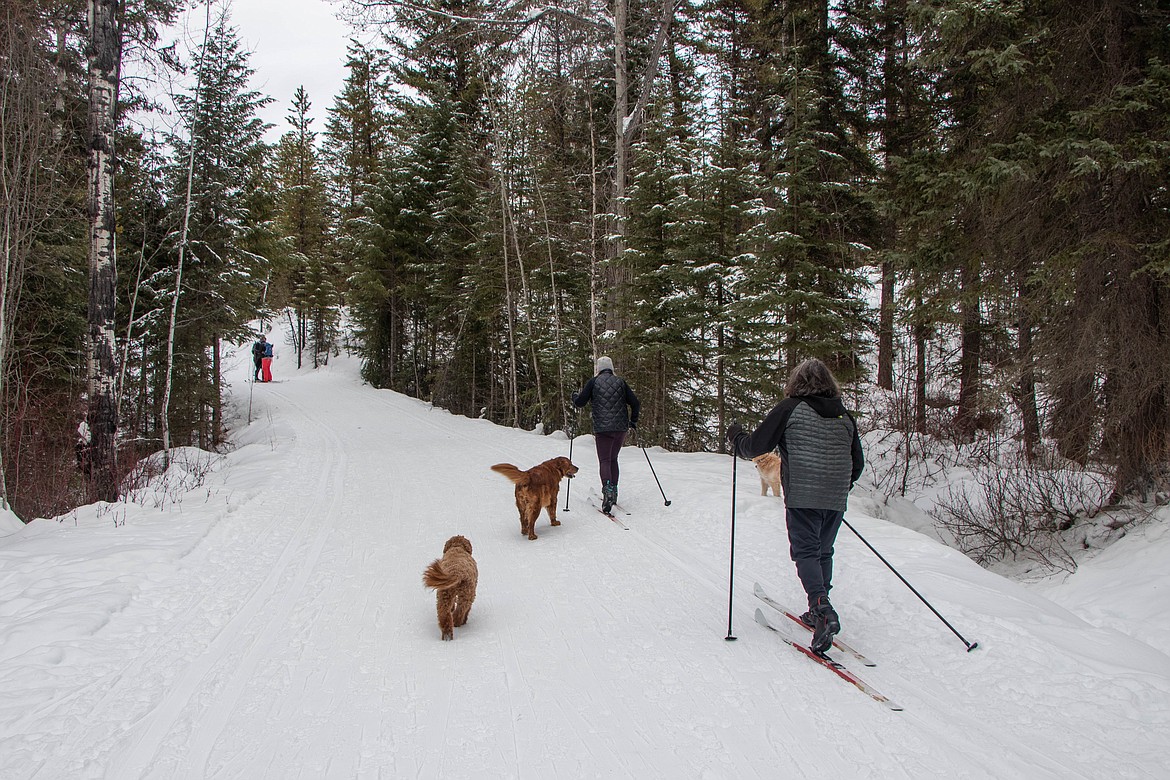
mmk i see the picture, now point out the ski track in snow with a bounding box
[1,340,1168,779]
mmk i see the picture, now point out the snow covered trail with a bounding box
[1,344,1168,779]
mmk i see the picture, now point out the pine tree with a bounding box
[162,8,272,448]
[274,87,337,369]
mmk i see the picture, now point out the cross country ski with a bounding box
[754,582,875,666]
[586,494,629,529]
[754,608,902,711]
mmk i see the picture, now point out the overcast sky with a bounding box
[230,0,358,142]
[162,0,372,144]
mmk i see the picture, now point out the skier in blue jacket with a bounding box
[572,356,641,514]
[728,358,864,654]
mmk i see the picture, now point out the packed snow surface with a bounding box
[1,337,1167,779]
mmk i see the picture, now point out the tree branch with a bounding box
[348,0,612,32]
[622,0,678,145]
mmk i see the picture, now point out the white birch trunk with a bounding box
[85,0,123,502]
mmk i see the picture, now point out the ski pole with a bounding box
[563,426,575,512]
[247,370,255,423]
[842,517,979,652]
[726,441,738,641]
[640,442,671,506]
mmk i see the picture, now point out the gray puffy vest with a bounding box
[784,402,856,511]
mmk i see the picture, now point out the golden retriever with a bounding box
[422,535,478,640]
[753,452,782,497]
[490,456,579,540]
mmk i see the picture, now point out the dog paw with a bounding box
[550,519,561,526]
[528,534,538,540]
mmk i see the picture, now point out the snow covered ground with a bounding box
[1,333,1168,779]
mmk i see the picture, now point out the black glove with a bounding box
[629,422,637,430]
[726,423,744,446]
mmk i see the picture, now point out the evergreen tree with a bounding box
[162,8,272,447]
[274,87,337,369]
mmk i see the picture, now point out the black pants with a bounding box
[594,430,626,487]
[253,357,262,378]
[786,507,844,608]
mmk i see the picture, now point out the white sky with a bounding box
[229,0,357,142]
[158,0,373,144]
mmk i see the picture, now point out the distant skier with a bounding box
[261,339,274,382]
[727,358,864,654]
[572,356,640,514]
[251,335,267,382]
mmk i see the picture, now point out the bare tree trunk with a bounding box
[499,164,519,427]
[84,0,123,502]
[611,0,628,286]
[954,257,981,441]
[607,0,676,336]
[877,262,894,390]
[1016,268,1040,460]
[913,289,927,433]
[588,106,600,355]
[876,0,907,393]
[212,336,222,443]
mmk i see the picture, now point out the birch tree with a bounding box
[83,0,122,502]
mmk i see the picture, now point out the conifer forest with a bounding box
[3,0,1169,540]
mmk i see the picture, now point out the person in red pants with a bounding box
[261,339,274,382]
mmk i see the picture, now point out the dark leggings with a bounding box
[786,507,844,608]
[594,430,627,486]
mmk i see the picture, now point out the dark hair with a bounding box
[784,358,840,398]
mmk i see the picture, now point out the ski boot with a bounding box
[602,481,617,514]
[810,596,840,655]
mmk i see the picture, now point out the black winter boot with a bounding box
[602,481,616,514]
[810,596,840,654]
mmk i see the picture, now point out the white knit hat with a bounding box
[595,356,614,375]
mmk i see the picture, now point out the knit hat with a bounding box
[595,355,614,375]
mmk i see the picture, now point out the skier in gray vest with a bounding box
[572,356,641,514]
[727,358,864,654]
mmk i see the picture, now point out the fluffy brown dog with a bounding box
[490,456,579,540]
[753,452,782,497]
[422,535,478,640]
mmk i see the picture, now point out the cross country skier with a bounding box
[727,358,864,654]
[572,356,641,514]
[251,335,267,381]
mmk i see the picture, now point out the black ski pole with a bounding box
[640,443,671,506]
[842,517,979,652]
[726,441,738,641]
[563,426,575,512]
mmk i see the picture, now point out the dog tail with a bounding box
[490,463,527,485]
[423,559,462,591]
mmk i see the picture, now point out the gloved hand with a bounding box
[726,423,744,445]
[628,422,637,431]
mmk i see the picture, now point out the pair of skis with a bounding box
[753,583,902,711]
[586,491,630,529]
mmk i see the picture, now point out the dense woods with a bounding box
[3,0,1169,545]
